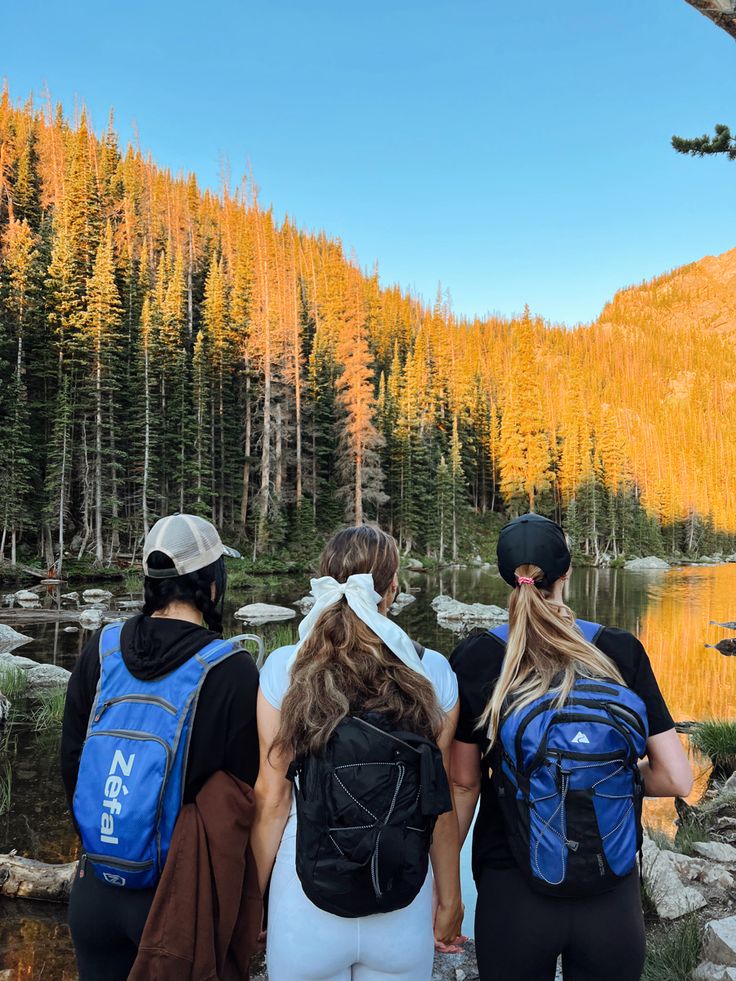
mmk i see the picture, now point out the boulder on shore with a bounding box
[692,841,736,864]
[60,592,79,603]
[79,608,104,629]
[695,916,736,979]
[234,604,296,626]
[0,624,33,655]
[432,595,508,632]
[25,663,71,688]
[623,556,670,571]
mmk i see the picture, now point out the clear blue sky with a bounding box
[4,0,736,325]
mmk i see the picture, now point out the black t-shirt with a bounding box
[450,625,675,881]
[60,614,260,819]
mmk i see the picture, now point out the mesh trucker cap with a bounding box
[497,513,571,589]
[142,514,241,579]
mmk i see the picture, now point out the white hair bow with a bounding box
[286,572,429,678]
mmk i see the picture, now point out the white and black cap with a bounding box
[142,514,241,579]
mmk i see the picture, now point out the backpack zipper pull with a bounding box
[94,701,111,723]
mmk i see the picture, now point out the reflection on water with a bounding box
[0,564,734,972]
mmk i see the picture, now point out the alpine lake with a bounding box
[1,562,734,979]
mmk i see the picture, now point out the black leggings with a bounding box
[474,865,646,981]
[68,859,155,981]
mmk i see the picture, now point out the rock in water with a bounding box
[61,592,79,603]
[293,595,315,614]
[79,608,104,629]
[623,556,671,571]
[14,589,39,602]
[390,593,416,615]
[0,693,10,727]
[432,595,508,632]
[25,664,71,688]
[63,626,79,634]
[0,651,39,671]
[0,624,33,655]
[706,639,736,656]
[82,588,113,602]
[234,604,296,626]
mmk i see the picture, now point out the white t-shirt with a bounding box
[260,643,459,714]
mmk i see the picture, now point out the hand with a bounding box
[433,897,466,953]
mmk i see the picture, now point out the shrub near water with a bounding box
[690,720,736,777]
[32,687,67,731]
[0,665,28,699]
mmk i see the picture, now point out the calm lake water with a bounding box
[1,563,734,977]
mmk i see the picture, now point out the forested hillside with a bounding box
[1,88,735,570]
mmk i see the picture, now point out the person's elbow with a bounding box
[254,775,292,818]
[670,764,694,799]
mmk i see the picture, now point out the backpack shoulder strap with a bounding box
[194,636,240,668]
[98,621,124,662]
[488,619,603,646]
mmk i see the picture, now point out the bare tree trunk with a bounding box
[94,334,104,565]
[354,446,363,526]
[274,400,283,500]
[108,394,120,563]
[142,331,151,536]
[57,413,68,578]
[240,370,251,531]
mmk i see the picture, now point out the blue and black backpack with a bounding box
[72,621,257,889]
[488,619,648,897]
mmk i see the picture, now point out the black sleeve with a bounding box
[184,650,260,801]
[597,627,675,738]
[60,629,103,811]
[449,634,502,746]
[631,643,675,737]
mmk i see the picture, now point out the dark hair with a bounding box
[142,551,227,633]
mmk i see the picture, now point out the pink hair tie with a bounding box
[516,576,536,585]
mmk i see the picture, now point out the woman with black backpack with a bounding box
[450,514,693,981]
[252,525,464,981]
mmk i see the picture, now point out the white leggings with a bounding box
[266,816,435,981]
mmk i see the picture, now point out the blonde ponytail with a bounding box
[478,564,623,746]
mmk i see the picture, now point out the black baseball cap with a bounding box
[497,514,571,589]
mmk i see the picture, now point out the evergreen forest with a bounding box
[1,89,735,572]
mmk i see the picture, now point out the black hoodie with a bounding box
[60,614,260,815]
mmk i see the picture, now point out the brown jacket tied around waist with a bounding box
[129,771,262,981]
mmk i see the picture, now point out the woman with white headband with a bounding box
[252,525,463,981]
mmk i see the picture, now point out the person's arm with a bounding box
[639,728,693,798]
[430,701,464,949]
[250,691,293,895]
[450,739,482,848]
[60,633,101,812]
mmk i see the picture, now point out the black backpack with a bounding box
[287,647,452,918]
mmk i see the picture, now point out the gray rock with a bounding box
[79,608,104,629]
[63,626,79,633]
[61,592,79,602]
[0,623,33,654]
[703,916,736,967]
[14,589,39,602]
[725,553,736,564]
[723,771,736,795]
[117,599,143,609]
[82,588,113,603]
[17,599,40,609]
[641,835,708,919]
[623,556,670,571]
[431,940,479,980]
[432,595,508,632]
[692,841,736,864]
[234,603,296,626]
[0,651,41,671]
[25,663,71,688]
[405,558,424,571]
[390,593,416,615]
[694,964,736,980]
[293,595,315,614]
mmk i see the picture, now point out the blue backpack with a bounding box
[72,621,251,889]
[488,620,648,897]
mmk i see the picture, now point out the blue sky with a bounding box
[3,0,736,325]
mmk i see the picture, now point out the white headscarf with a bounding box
[286,572,429,679]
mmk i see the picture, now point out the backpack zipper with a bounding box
[350,716,421,755]
[94,694,177,724]
[85,853,154,870]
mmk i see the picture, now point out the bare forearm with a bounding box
[430,808,461,906]
[453,784,480,847]
[639,758,692,798]
[251,797,291,894]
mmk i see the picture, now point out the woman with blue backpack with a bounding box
[61,514,260,981]
[450,514,693,981]
[252,524,464,981]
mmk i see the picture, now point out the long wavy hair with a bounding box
[273,525,444,758]
[478,563,624,746]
